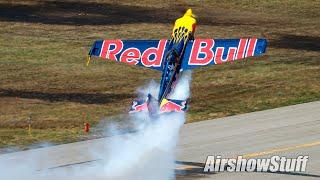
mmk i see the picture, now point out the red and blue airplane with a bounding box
[87,9,267,115]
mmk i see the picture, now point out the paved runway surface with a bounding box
[1,101,319,179]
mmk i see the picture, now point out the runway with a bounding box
[1,101,319,179]
[175,101,320,179]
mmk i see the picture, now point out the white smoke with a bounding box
[100,113,185,180]
[169,70,192,100]
[137,79,160,98]
[0,71,192,180]
[98,70,192,179]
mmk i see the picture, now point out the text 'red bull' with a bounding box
[98,38,258,68]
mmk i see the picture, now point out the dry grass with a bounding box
[0,0,319,149]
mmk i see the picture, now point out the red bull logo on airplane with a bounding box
[129,101,148,113]
[99,39,167,68]
[94,38,263,70]
[159,99,187,113]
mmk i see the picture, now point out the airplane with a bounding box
[86,9,267,115]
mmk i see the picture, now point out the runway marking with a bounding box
[175,165,198,170]
[176,141,320,171]
[243,140,320,158]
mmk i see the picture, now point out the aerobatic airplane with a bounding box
[87,9,267,115]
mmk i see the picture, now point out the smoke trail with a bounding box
[169,70,192,100]
[137,79,160,99]
[99,70,192,179]
[0,71,192,180]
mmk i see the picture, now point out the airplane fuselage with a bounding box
[158,39,186,103]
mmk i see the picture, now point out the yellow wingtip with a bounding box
[86,55,91,66]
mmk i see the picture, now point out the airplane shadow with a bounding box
[270,34,320,52]
[35,159,320,179]
[0,88,133,105]
[175,161,320,179]
[0,1,185,25]
[0,1,254,26]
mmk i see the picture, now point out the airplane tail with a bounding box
[129,94,187,114]
[129,94,158,114]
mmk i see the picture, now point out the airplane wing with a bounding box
[87,39,168,71]
[180,38,267,70]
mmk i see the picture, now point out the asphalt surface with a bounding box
[1,101,319,179]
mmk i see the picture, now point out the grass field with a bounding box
[0,0,319,150]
